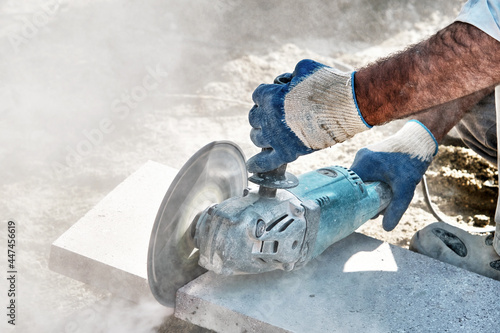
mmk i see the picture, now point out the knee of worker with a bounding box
[455,92,497,165]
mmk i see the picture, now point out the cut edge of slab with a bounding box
[175,286,291,333]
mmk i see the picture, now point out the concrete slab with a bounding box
[49,161,178,302]
[176,232,500,333]
[48,159,500,332]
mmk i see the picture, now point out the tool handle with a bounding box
[369,180,392,216]
[289,166,393,260]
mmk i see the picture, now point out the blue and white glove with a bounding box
[247,59,371,173]
[350,120,438,231]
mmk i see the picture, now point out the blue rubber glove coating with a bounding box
[350,148,433,231]
[246,59,327,173]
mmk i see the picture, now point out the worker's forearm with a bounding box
[413,86,495,142]
[355,22,500,126]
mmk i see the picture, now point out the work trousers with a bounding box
[454,87,500,255]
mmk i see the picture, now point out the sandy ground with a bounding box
[2,0,495,332]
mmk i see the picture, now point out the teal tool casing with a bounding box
[290,166,392,263]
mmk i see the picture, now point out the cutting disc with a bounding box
[148,141,247,307]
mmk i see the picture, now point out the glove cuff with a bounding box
[284,67,370,150]
[366,120,438,162]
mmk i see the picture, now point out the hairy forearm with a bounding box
[355,22,500,126]
[412,86,495,142]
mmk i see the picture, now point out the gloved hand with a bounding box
[247,59,371,173]
[350,120,438,231]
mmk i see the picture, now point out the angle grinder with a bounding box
[147,141,392,306]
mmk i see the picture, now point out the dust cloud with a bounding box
[0,0,467,332]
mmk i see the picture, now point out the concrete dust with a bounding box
[2,0,493,332]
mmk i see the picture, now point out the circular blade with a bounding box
[148,141,247,307]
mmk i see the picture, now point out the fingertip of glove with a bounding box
[246,154,270,174]
[251,83,268,103]
[252,82,287,105]
[245,158,260,174]
[382,217,399,232]
[250,128,269,149]
[247,149,286,174]
[381,200,408,232]
[293,59,326,77]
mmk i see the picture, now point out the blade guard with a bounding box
[147,141,247,307]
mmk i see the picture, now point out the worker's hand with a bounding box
[247,59,370,173]
[350,120,438,231]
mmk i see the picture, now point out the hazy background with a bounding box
[0,0,463,332]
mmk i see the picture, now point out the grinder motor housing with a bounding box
[194,165,392,276]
